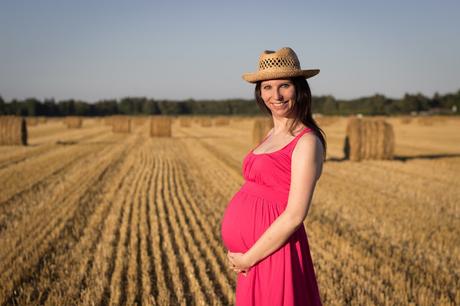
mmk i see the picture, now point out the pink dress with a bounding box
[221,126,322,306]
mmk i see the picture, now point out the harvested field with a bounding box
[0,116,458,305]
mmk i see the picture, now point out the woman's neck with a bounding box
[271,117,301,136]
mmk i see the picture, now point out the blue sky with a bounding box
[1,0,459,102]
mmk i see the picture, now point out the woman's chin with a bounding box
[270,107,290,117]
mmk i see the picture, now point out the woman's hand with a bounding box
[227,251,252,276]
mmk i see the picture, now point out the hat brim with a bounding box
[242,69,319,83]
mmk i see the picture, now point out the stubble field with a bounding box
[0,115,458,305]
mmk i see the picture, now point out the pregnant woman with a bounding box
[220,47,326,306]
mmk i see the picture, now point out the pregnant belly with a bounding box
[221,189,284,253]
[221,191,248,252]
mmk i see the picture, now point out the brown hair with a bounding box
[254,77,327,160]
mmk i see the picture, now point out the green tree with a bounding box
[142,99,159,114]
[59,99,76,116]
[24,98,41,116]
[0,95,5,114]
[43,98,59,116]
[322,96,338,115]
[74,101,90,116]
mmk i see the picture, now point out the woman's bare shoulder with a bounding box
[293,132,323,162]
[293,132,324,180]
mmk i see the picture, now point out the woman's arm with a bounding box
[229,132,324,270]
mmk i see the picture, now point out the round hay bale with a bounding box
[252,117,274,148]
[400,116,412,124]
[112,116,131,133]
[0,116,27,145]
[344,117,394,161]
[150,115,172,137]
[64,116,83,129]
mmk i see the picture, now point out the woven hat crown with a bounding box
[258,48,300,71]
[242,47,319,83]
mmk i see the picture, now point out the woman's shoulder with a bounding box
[293,130,323,160]
[292,130,324,180]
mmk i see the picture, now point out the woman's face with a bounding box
[260,79,296,117]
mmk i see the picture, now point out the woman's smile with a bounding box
[270,101,289,110]
[260,79,296,113]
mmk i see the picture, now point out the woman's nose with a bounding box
[273,89,283,101]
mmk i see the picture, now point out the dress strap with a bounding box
[251,126,312,156]
[285,126,312,154]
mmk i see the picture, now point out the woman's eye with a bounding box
[263,86,271,90]
[281,83,290,88]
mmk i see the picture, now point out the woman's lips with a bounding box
[271,101,288,107]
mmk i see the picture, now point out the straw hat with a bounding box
[242,47,319,83]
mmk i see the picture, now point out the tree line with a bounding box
[0,90,459,117]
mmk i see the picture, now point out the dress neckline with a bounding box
[251,126,310,156]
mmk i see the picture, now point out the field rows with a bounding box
[0,117,458,305]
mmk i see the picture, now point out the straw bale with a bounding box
[344,117,394,161]
[64,116,83,129]
[150,115,172,137]
[112,116,131,133]
[400,117,412,124]
[0,116,27,145]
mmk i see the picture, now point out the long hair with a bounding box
[254,77,327,160]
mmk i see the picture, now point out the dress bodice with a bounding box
[242,126,312,199]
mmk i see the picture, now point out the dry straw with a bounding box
[232,116,245,122]
[314,115,339,127]
[0,116,27,145]
[26,117,39,127]
[112,116,131,133]
[150,115,172,137]
[64,116,83,129]
[400,116,412,124]
[252,117,274,147]
[201,117,212,127]
[417,115,446,126]
[103,116,113,126]
[214,116,230,126]
[344,117,394,161]
[180,116,192,127]
[132,116,148,126]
